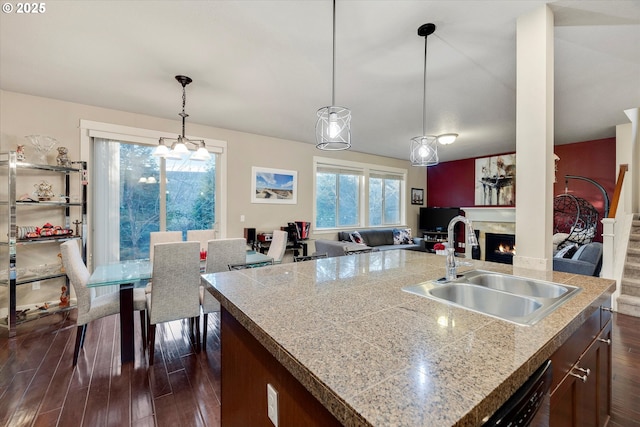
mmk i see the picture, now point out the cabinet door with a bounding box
[597,323,612,427]
[550,372,578,426]
[575,341,598,427]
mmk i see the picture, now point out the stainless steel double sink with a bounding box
[402,270,581,326]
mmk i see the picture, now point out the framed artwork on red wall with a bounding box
[475,154,516,206]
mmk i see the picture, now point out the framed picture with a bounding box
[474,154,516,206]
[411,188,424,205]
[251,166,298,204]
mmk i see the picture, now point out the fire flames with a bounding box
[497,243,516,255]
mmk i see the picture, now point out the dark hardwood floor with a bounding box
[0,310,220,427]
[1,310,638,426]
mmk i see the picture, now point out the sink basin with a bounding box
[402,270,581,326]
[460,270,571,298]
[429,283,542,318]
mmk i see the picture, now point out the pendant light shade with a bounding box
[410,23,457,166]
[410,135,439,166]
[315,0,351,150]
[316,106,351,150]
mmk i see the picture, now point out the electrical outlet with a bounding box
[32,281,41,290]
[267,383,278,427]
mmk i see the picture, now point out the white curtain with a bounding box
[92,138,121,295]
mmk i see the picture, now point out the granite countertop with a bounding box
[202,250,615,426]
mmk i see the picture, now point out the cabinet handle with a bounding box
[601,306,613,312]
[569,372,588,383]
[598,338,611,345]
[574,367,591,376]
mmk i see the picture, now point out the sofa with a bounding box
[552,242,603,277]
[315,228,423,258]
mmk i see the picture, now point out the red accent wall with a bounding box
[426,157,475,207]
[426,138,616,242]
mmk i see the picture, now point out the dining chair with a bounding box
[293,253,328,262]
[201,238,246,348]
[147,231,183,293]
[266,229,288,264]
[149,231,183,261]
[187,229,216,252]
[60,240,147,366]
[147,241,201,365]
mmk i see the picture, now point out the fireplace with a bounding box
[485,233,516,264]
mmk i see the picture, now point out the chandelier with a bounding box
[153,75,210,161]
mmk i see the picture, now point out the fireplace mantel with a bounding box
[461,207,515,223]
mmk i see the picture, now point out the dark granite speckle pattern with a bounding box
[202,249,615,426]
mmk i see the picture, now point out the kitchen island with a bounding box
[202,249,615,426]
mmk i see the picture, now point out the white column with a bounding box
[601,218,615,278]
[513,5,554,271]
[625,108,640,213]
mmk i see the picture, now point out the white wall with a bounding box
[0,89,426,246]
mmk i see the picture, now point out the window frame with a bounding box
[313,156,407,232]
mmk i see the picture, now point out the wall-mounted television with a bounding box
[419,207,460,232]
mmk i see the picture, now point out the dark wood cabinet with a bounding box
[549,297,612,427]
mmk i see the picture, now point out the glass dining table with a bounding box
[87,250,273,363]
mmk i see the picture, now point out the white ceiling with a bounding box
[1,1,639,162]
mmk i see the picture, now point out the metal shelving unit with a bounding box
[1,151,87,337]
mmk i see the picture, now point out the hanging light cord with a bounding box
[180,84,188,138]
[331,0,336,106]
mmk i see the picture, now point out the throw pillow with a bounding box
[554,243,578,259]
[350,231,364,244]
[552,233,569,251]
[393,228,412,245]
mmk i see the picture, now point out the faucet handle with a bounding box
[466,222,479,246]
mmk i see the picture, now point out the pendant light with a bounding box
[315,0,351,150]
[410,24,458,167]
[153,75,211,161]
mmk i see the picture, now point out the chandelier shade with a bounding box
[152,75,211,161]
[315,0,351,151]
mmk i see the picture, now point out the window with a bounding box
[314,157,406,230]
[369,171,402,226]
[81,120,227,269]
[94,139,217,261]
[315,165,362,228]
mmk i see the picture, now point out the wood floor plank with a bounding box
[167,366,206,427]
[0,369,36,426]
[33,408,61,427]
[83,315,117,427]
[153,393,182,427]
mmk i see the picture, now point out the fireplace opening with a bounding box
[485,233,516,264]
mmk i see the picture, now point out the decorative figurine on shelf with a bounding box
[58,252,65,273]
[16,145,26,162]
[56,146,71,167]
[34,180,54,201]
[73,219,82,236]
[59,285,70,308]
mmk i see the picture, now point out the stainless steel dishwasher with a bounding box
[482,360,552,426]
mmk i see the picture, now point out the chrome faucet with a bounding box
[445,215,479,281]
